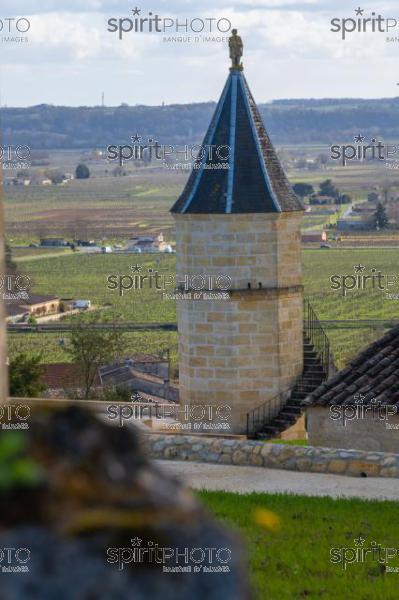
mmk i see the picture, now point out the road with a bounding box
[158,460,399,501]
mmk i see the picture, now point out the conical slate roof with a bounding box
[171,69,303,214]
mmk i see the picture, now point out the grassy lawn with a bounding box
[198,490,399,600]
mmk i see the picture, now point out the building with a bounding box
[309,195,335,206]
[125,233,169,253]
[5,294,60,322]
[3,177,30,186]
[40,355,175,401]
[74,239,96,247]
[352,202,377,214]
[170,33,305,434]
[301,231,327,244]
[40,238,69,247]
[304,326,399,453]
[336,218,373,232]
[99,357,178,402]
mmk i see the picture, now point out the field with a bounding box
[199,490,399,600]
[4,165,185,245]
[6,247,399,369]
[4,147,399,245]
[8,330,179,374]
[5,147,399,370]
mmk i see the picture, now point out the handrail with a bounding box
[246,389,290,437]
[303,298,332,377]
[246,298,332,437]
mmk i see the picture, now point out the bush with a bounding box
[75,164,90,179]
[9,353,46,398]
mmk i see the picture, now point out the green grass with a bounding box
[16,253,177,323]
[198,490,399,600]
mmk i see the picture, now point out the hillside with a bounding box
[2,97,399,149]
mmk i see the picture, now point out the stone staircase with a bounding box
[246,300,332,440]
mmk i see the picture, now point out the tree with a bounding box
[374,202,389,229]
[9,353,46,398]
[75,164,90,179]
[292,183,314,198]
[45,169,64,185]
[319,179,339,199]
[5,243,16,273]
[63,316,125,399]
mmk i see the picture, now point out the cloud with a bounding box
[1,1,398,106]
[1,12,159,65]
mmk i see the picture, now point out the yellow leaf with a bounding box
[253,508,281,532]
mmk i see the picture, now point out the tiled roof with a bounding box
[5,294,59,308]
[171,70,303,214]
[40,364,100,388]
[5,304,28,317]
[304,326,399,407]
[22,294,59,305]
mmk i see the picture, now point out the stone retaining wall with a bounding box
[144,433,399,478]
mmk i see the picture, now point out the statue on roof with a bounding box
[229,29,243,70]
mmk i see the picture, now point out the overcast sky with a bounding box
[1,0,399,107]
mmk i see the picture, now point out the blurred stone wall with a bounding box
[0,163,7,402]
[144,432,399,478]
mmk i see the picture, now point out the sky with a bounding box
[1,0,399,107]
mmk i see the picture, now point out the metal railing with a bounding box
[246,389,290,438]
[303,298,332,377]
[246,298,333,437]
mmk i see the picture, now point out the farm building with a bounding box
[74,239,96,247]
[304,326,399,453]
[337,218,374,231]
[39,355,175,401]
[40,238,69,247]
[309,195,335,205]
[5,294,60,322]
[125,232,170,253]
[301,231,327,243]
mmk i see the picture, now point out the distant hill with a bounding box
[2,97,399,149]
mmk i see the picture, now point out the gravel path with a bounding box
[158,460,399,501]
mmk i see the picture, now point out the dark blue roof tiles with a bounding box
[171,71,303,214]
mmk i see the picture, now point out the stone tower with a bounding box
[171,33,304,434]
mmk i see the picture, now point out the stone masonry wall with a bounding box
[144,433,399,478]
[173,213,304,434]
[307,406,399,454]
